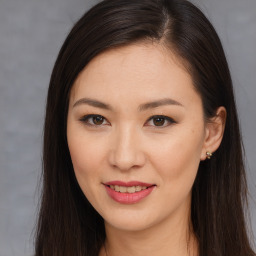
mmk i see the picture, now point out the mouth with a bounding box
[103,181,156,204]
[105,184,155,193]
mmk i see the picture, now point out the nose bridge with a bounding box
[109,123,145,171]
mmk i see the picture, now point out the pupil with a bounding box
[153,117,164,126]
[93,116,103,125]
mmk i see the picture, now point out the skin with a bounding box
[67,43,226,256]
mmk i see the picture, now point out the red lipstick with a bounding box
[104,181,156,204]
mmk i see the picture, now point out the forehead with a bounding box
[70,43,200,109]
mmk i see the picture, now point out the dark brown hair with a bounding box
[35,0,255,255]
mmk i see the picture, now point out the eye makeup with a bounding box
[79,114,177,128]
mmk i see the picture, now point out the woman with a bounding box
[35,0,255,255]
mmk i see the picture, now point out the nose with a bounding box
[108,125,146,171]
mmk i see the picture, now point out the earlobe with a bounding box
[200,106,227,161]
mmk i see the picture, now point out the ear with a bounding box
[200,106,227,161]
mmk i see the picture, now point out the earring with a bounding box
[206,151,212,159]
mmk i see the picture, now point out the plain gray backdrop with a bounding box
[0,0,255,255]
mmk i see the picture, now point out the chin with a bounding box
[102,208,166,233]
[106,219,154,232]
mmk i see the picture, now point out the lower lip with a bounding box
[104,185,155,204]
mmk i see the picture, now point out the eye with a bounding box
[79,114,109,126]
[145,115,176,127]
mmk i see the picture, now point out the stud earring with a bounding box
[206,151,212,159]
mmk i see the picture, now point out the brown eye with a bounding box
[153,117,165,126]
[80,115,108,126]
[93,116,104,125]
[146,115,176,128]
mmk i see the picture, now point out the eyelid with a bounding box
[145,115,176,128]
[79,114,110,126]
[79,114,176,128]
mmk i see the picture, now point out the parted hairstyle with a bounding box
[35,0,255,255]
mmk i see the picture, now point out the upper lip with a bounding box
[104,181,155,187]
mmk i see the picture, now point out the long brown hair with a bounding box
[35,0,255,255]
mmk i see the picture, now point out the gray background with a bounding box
[0,0,255,255]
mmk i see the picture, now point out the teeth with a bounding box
[119,186,127,193]
[135,186,142,192]
[127,186,136,193]
[110,185,149,193]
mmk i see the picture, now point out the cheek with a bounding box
[67,126,107,190]
[151,127,204,186]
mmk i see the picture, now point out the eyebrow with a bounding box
[73,98,112,110]
[138,98,183,111]
[73,97,184,111]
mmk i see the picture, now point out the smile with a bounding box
[103,181,156,204]
[109,185,148,193]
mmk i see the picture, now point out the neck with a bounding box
[100,207,198,256]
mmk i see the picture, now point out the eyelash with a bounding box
[79,114,176,128]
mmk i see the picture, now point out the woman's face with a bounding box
[67,43,208,231]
